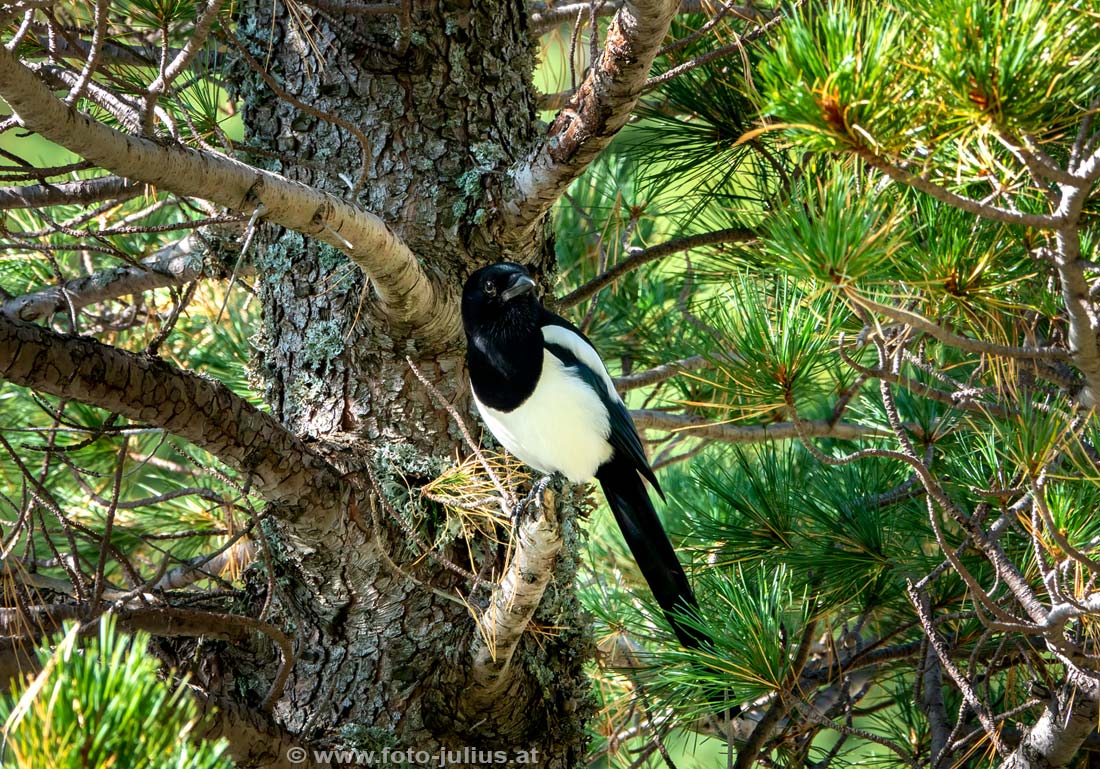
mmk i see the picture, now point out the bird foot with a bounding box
[511,472,563,524]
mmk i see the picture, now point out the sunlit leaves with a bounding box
[987,393,1076,476]
[117,0,200,30]
[903,197,1045,331]
[1040,479,1100,556]
[758,0,1100,171]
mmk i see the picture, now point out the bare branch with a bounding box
[195,692,313,769]
[847,293,1069,362]
[142,0,226,130]
[1,234,242,322]
[645,3,795,90]
[852,146,1064,229]
[919,606,952,768]
[1050,185,1100,406]
[0,44,457,341]
[465,483,562,708]
[631,410,892,443]
[499,0,679,248]
[613,355,709,391]
[117,606,293,710]
[553,228,757,311]
[0,175,143,210]
[155,541,255,591]
[528,0,770,35]
[998,682,1100,769]
[64,0,110,106]
[908,581,1010,757]
[0,314,348,520]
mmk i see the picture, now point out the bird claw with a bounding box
[511,472,562,525]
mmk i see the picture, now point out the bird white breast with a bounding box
[473,348,613,483]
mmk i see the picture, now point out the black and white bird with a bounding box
[461,261,708,649]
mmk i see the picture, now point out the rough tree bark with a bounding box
[209,1,598,764]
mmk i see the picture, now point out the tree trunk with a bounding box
[184,1,595,764]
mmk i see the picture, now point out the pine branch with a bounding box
[733,619,819,769]
[644,2,796,90]
[846,293,1069,362]
[0,44,458,342]
[0,175,143,210]
[631,410,891,443]
[851,145,1064,229]
[0,314,348,521]
[465,483,562,708]
[498,0,679,249]
[528,0,769,35]
[613,355,709,391]
[552,227,757,311]
[1,234,245,322]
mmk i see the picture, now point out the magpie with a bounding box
[461,261,709,650]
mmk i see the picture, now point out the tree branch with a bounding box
[847,292,1069,362]
[196,691,315,769]
[465,483,562,708]
[528,0,769,35]
[920,617,951,767]
[1,234,245,322]
[0,314,348,521]
[0,44,458,342]
[852,145,1063,229]
[552,227,757,311]
[498,0,678,248]
[631,410,892,443]
[1051,184,1100,407]
[613,355,709,391]
[999,673,1100,769]
[0,175,143,210]
[118,606,293,710]
[733,618,819,769]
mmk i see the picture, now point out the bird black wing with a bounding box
[539,310,663,499]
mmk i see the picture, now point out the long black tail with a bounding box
[596,455,709,650]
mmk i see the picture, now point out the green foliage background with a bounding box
[0,617,232,769]
[2,0,1100,766]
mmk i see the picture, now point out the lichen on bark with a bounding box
[212,0,597,761]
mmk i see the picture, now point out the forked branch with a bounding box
[499,0,679,248]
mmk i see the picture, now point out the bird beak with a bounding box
[501,273,537,301]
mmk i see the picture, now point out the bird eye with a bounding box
[483,280,497,296]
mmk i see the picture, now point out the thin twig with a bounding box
[554,228,757,311]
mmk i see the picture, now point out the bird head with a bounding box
[461,262,541,339]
